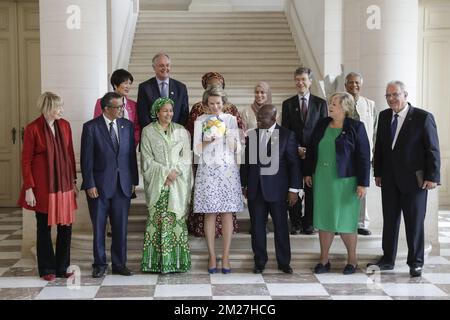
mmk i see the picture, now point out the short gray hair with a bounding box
[202,85,228,105]
[386,80,406,92]
[152,52,170,66]
[345,72,364,85]
[329,92,355,118]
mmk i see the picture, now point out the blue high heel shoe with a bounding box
[221,267,232,274]
[208,267,217,274]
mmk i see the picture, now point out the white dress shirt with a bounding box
[122,96,129,120]
[103,114,119,143]
[391,103,409,149]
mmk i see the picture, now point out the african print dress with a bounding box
[140,122,193,273]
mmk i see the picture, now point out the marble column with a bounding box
[21,0,108,259]
[343,0,439,254]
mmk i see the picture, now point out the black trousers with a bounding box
[35,212,72,277]
[380,180,427,267]
[248,183,291,268]
[288,184,313,229]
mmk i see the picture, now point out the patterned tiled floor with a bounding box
[1,208,450,300]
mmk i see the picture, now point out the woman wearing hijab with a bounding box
[241,81,278,131]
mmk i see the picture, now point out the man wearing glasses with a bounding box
[137,52,189,129]
[370,81,440,277]
[81,92,139,278]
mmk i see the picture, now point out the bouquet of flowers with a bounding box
[202,115,227,141]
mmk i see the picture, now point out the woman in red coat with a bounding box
[18,92,78,281]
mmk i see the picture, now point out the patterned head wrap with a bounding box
[201,72,225,89]
[151,97,174,121]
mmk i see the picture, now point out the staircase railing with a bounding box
[284,0,327,99]
[115,0,139,70]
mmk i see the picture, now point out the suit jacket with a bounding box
[94,97,140,146]
[281,93,328,147]
[136,77,189,129]
[80,115,139,198]
[304,117,371,187]
[373,103,440,193]
[18,116,76,213]
[240,124,302,202]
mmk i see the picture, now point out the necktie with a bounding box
[390,114,399,144]
[260,129,270,147]
[160,81,168,98]
[301,97,308,122]
[109,122,119,153]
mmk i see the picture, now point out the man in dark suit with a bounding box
[81,92,139,278]
[136,52,189,128]
[281,67,328,235]
[371,81,440,277]
[241,104,302,274]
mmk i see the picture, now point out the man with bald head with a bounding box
[371,81,440,277]
[241,104,302,274]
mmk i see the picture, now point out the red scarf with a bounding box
[44,119,76,226]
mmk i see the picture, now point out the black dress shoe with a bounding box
[290,227,301,235]
[409,266,422,277]
[357,228,372,236]
[343,264,358,275]
[278,265,293,274]
[366,260,394,271]
[112,266,133,276]
[253,266,265,274]
[314,262,331,274]
[302,226,316,235]
[92,266,107,278]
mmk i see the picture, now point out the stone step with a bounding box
[138,12,286,19]
[71,231,383,253]
[129,58,299,66]
[127,213,254,233]
[135,23,289,31]
[132,39,296,47]
[131,46,297,53]
[131,52,299,60]
[133,33,292,41]
[69,232,384,270]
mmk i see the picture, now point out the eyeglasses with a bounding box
[108,105,124,109]
[385,93,403,99]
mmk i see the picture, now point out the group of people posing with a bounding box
[18,52,440,281]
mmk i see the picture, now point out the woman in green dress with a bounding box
[140,97,193,273]
[304,92,370,275]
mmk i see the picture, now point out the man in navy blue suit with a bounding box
[241,104,302,274]
[81,92,139,278]
[137,52,189,128]
[371,81,440,277]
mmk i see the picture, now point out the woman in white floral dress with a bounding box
[193,86,244,274]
